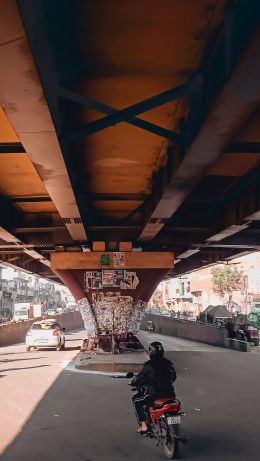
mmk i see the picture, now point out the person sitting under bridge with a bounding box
[81,337,97,352]
[116,331,143,353]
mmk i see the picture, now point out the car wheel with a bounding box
[26,346,31,352]
[61,343,65,350]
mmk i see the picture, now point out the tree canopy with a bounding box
[211,266,243,297]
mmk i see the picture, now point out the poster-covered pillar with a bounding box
[52,251,174,346]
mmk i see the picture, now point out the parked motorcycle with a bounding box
[236,324,259,346]
[147,320,154,332]
[128,375,187,459]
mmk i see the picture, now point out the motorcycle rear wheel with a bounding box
[163,428,179,459]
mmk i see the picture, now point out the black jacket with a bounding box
[131,357,176,397]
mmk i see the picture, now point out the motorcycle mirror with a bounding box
[126,371,134,379]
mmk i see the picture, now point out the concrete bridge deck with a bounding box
[1,329,260,461]
[1,0,260,285]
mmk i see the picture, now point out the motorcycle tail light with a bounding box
[168,403,181,413]
[52,329,59,336]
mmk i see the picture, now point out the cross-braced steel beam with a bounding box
[58,87,180,143]
[61,80,190,144]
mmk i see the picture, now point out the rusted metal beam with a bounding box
[171,247,250,276]
[12,226,65,233]
[86,225,213,233]
[82,193,151,202]
[139,30,260,241]
[12,1,87,241]
[12,197,52,203]
[195,243,260,250]
[0,195,22,229]
[0,253,58,281]
[224,141,260,154]
[224,6,237,80]
[0,142,26,153]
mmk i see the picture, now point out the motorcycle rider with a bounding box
[131,341,177,434]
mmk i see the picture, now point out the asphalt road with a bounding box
[0,329,260,461]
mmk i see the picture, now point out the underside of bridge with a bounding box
[0,1,260,335]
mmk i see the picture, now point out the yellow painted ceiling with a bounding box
[72,0,228,219]
[0,106,19,142]
[0,153,48,196]
[0,107,58,215]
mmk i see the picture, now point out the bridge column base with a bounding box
[52,251,174,350]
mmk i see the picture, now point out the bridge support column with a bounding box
[52,252,174,350]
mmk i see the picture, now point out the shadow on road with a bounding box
[0,351,29,356]
[63,346,81,351]
[1,341,260,461]
[65,338,84,342]
[0,360,147,461]
[30,347,80,352]
[0,357,47,364]
[0,365,50,373]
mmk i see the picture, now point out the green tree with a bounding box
[211,266,243,310]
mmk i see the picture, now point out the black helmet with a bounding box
[148,341,164,359]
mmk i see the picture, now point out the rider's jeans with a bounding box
[132,390,153,423]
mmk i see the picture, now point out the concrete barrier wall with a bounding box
[141,314,228,347]
[0,311,84,347]
[224,338,251,352]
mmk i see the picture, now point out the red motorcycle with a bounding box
[130,383,187,459]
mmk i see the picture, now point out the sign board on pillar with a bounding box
[100,253,111,266]
[113,252,125,267]
[51,251,174,270]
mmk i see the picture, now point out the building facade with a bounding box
[0,266,72,321]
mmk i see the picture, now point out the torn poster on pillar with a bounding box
[84,270,139,291]
[77,298,98,339]
[91,291,145,334]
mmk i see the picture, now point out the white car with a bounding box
[26,319,66,351]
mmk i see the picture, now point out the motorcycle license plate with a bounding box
[167,415,181,425]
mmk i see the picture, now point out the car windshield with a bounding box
[32,323,60,330]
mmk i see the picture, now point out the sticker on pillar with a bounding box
[113,252,125,267]
[102,270,114,287]
[114,270,125,287]
[121,272,139,290]
[101,254,111,266]
[84,271,102,291]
